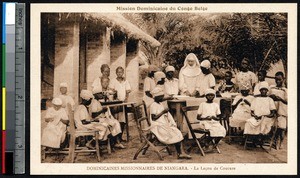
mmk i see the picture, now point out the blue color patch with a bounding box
[2,2,6,43]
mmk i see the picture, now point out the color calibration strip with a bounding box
[2,2,26,174]
[2,2,8,174]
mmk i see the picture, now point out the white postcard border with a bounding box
[30,3,297,175]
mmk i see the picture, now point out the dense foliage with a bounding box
[124,13,287,77]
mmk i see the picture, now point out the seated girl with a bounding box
[244,81,276,135]
[194,89,226,148]
[89,94,125,149]
[74,90,111,147]
[229,84,254,131]
[41,98,69,149]
[148,87,191,159]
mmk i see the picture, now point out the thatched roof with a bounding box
[87,13,161,48]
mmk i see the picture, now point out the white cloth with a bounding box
[154,71,166,83]
[229,95,254,128]
[57,94,75,116]
[164,78,179,96]
[269,85,287,129]
[109,78,131,123]
[251,97,276,117]
[269,85,287,116]
[92,77,111,94]
[89,99,122,136]
[147,102,183,144]
[52,98,62,105]
[244,97,276,135]
[165,66,175,72]
[194,102,226,137]
[179,53,202,94]
[244,116,274,135]
[197,102,221,118]
[143,77,156,107]
[80,90,94,100]
[41,107,68,148]
[253,81,269,96]
[74,105,110,140]
[109,78,131,101]
[198,73,216,96]
[234,71,257,93]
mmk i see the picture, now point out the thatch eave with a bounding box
[87,13,161,48]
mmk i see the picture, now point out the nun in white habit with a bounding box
[178,53,202,96]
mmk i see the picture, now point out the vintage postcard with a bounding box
[30,3,297,175]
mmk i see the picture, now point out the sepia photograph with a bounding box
[30,3,297,175]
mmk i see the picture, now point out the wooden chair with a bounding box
[244,116,278,152]
[41,105,71,162]
[133,102,172,160]
[181,106,221,156]
[131,102,149,143]
[67,104,101,163]
[225,96,245,144]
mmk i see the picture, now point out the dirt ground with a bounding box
[42,116,287,164]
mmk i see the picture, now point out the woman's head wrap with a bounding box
[80,90,94,100]
[165,66,175,72]
[151,87,165,97]
[52,97,63,106]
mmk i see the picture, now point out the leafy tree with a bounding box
[125,13,287,76]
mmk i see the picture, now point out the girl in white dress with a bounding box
[109,66,131,141]
[41,98,69,148]
[234,58,258,94]
[164,66,179,96]
[92,64,111,94]
[244,82,276,135]
[269,72,287,149]
[194,89,226,146]
[178,53,201,96]
[89,97,125,149]
[198,60,216,97]
[143,65,159,108]
[148,87,191,159]
[57,82,75,117]
[74,90,111,147]
[229,84,255,130]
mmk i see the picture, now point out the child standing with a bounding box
[148,87,191,159]
[229,84,255,130]
[244,82,276,135]
[110,66,131,102]
[57,82,75,117]
[217,71,235,94]
[41,98,69,148]
[269,72,287,149]
[195,89,226,147]
[234,58,257,94]
[198,60,216,97]
[253,70,267,96]
[109,66,131,142]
